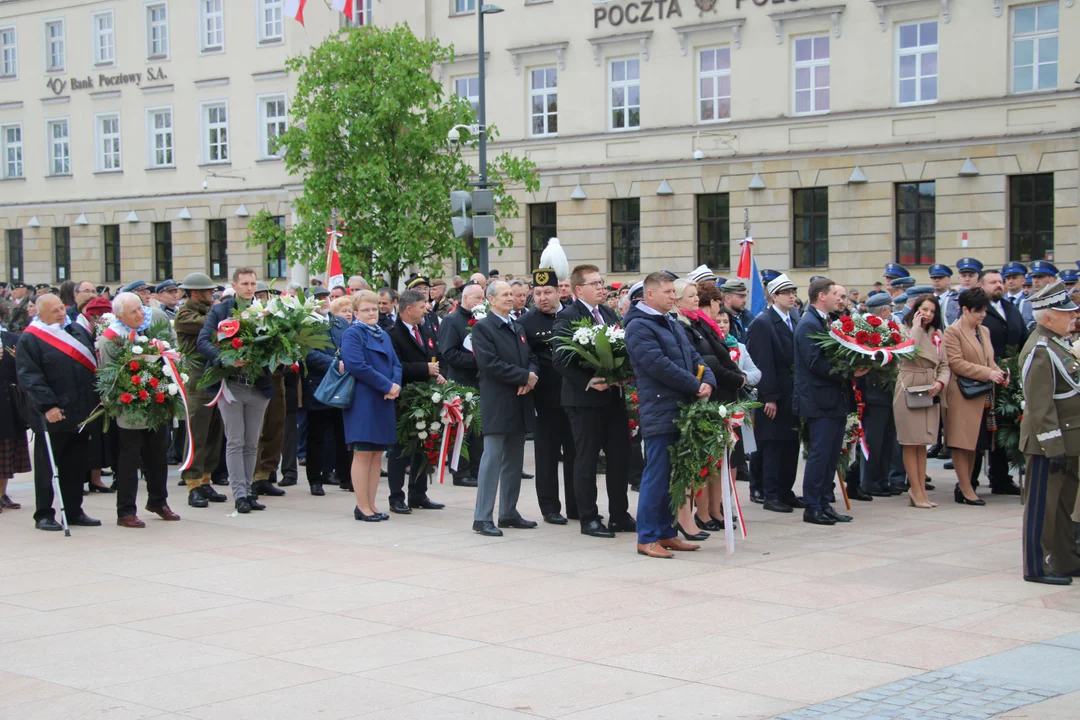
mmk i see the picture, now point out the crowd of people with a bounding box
[2,250,1079,583]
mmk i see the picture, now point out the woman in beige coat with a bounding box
[893,294,949,508]
[943,287,1008,506]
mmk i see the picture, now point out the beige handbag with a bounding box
[905,384,935,409]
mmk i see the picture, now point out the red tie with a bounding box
[412,325,423,347]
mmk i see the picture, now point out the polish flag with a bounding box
[330,0,354,18]
[736,236,767,318]
[285,0,307,26]
[325,227,345,290]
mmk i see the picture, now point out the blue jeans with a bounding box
[802,416,845,512]
[637,434,679,545]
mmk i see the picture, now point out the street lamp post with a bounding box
[476,3,502,275]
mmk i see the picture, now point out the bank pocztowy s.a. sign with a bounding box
[594,0,801,28]
[45,67,168,95]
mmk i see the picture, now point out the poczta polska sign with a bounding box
[45,67,168,95]
[594,0,803,28]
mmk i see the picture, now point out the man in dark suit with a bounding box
[520,268,577,525]
[793,277,867,526]
[437,282,485,487]
[746,274,804,513]
[377,288,397,331]
[471,281,539,536]
[553,264,634,538]
[386,289,446,514]
[979,268,1028,495]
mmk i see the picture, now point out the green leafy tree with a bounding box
[247,24,539,285]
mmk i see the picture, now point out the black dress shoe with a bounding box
[473,520,503,536]
[324,472,340,486]
[954,485,986,506]
[354,507,381,522]
[252,480,285,497]
[521,472,534,479]
[235,497,252,514]
[498,517,538,529]
[581,519,616,538]
[695,515,723,532]
[278,477,298,487]
[199,485,227,503]
[925,482,936,491]
[991,483,1022,496]
[803,509,836,526]
[938,446,952,460]
[927,444,942,458]
[70,513,102,526]
[88,483,116,493]
[1025,573,1072,585]
[177,479,186,487]
[453,476,478,488]
[188,490,209,508]
[823,506,853,523]
[374,512,389,521]
[211,476,230,486]
[389,500,412,514]
[544,512,568,525]
[848,489,873,502]
[380,469,388,477]
[310,484,325,496]
[36,517,63,531]
[675,523,709,541]
[782,496,805,509]
[943,460,955,470]
[868,489,893,497]
[248,497,266,511]
[750,489,765,504]
[408,497,445,510]
[763,500,793,513]
[608,515,637,533]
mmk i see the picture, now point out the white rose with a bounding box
[429,422,440,431]
[464,414,473,426]
[717,405,728,419]
[431,393,442,404]
[162,364,173,378]
[132,345,144,354]
[181,373,189,383]
[138,335,149,342]
[418,431,428,440]
[465,392,475,402]
[167,384,179,396]
[415,421,426,430]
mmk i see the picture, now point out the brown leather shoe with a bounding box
[146,505,181,521]
[658,537,700,552]
[637,542,675,559]
[117,515,146,528]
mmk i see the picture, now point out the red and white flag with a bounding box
[330,0,354,18]
[325,227,345,290]
[285,0,307,26]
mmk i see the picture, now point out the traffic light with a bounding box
[450,190,497,239]
[451,190,472,239]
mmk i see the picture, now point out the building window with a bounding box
[259,94,287,159]
[47,119,70,175]
[610,199,640,273]
[348,0,374,26]
[259,0,283,43]
[895,181,936,266]
[897,21,937,105]
[45,20,65,72]
[266,216,288,279]
[201,0,225,53]
[146,3,168,59]
[202,101,229,163]
[53,227,71,283]
[6,229,23,283]
[454,76,479,116]
[1,26,17,78]
[1010,174,1054,262]
[2,124,22,178]
[529,203,557,272]
[153,222,172,282]
[530,66,558,137]
[208,219,228,279]
[96,113,121,172]
[698,47,731,122]
[794,35,829,115]
[1012,3,1058,93]
[454,0,477,14]
[697,194,730,271]
[103,224,121,283]
[148,107,173,168]
[609,57,641,131]
[793,187,829,268]
[93,10,115,66]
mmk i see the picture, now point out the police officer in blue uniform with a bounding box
[945,258,984,326]
[929,264,955,323]
[1030,260,1059,294]
[884,263,910,282]
[1003,261,1035,330]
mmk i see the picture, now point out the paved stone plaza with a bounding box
[2,453,1079,720]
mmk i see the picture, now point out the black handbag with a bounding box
[957,376,993,400]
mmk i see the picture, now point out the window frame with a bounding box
[608,56,641,133]
[102,224,121,283]
[453,0,477,16]
[199,0,225,54]
[95,112,122,173]
[453,75,480,116]
[146,106,174,169]
[895,20,938,107]
[257,93,288,160]
[528,203,557,272]
[349,0,374,26]
[697,193,731,271]
[266,216,288,279]
[792,187,830,269]
[610,198,641,274]
[1011,2,1058,94]
[92,9,116,67]
[792,34,830,116]
[894,181,936,266]
[1,25,18,79]
[208,218,229,280]
[697,46,732,124]
[1,123,22,179]
[152,221,173,282]
[201,100,230,165]
[529,65,558,138]
[46,117,71,176]
[145,1,169,60]
[53,226,71,283]
[1009,173,1055,262]
[6,229,23,283]
[258,0,284,44]
[44,18,66,73]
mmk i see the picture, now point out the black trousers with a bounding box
[306,409,350,487]
[749,450,763,496]
[33,428,89,522]
[388,444,428,504]
[534,404,577,517]
[566,404,630,525]
[628,434,644,489]
[115,426,169,518]
[860,403,896,493]
[280,410,298,484]
[761,436,800,504]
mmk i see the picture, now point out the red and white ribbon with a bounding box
[205,380,235,407]
[720,410,749,555]
[829,328,917,366]
[932,333,942,356]
[436,397,466,485]
[144,339,196,472]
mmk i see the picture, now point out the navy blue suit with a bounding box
[746,307,800,504]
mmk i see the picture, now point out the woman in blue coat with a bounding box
[342,290,402,521]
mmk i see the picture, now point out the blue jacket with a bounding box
[341,322,402,447]
[196,297,273,396]
[624,304,716,438]
[793,306,850,419]
[746,307,798,442]
[303,315,349,411]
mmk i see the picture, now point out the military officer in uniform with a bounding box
[520,267,577,525]
[945,258,984,326]
[1018,280,1080,585]
[1003,261,1035,330]
[1030,260,1058,293]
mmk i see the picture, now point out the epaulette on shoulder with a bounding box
[1037,336,1049,346]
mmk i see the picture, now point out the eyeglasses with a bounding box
[583,280,605,288]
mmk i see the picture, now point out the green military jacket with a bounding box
[1019,324,1080,457]
[173,298,211,387]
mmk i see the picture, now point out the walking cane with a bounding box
[42,430,71,537]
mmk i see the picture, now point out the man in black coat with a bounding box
[520,269,577,525]
[437,281,485,487]
[553,264,634,539]
[979,269,1029,494]
[470,281,539,536]
[746,274,804,513]
[386,289,446,514]
[15,294,102,531]
[857,293,900,499]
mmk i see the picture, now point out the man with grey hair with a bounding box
[509,279,529,320]
[347,275,369,293]
[66,280,97,323]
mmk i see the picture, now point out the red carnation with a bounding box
[855,330,870,344]
[138,389,149,401]
[699,467,709,478]
[120,393,133,404]
[869,332,883,346]
[890,332,902,344]
[841,320,856,334]
[149,377,160,389]
[129,361,140,371]
[231,337,243,350]
[131,375,142,385]
[866,315,883,328]
[423,439,434,449]
[887,321,899,331]
[155,392,166,404]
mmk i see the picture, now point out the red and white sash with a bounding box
[25,318,97,373]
